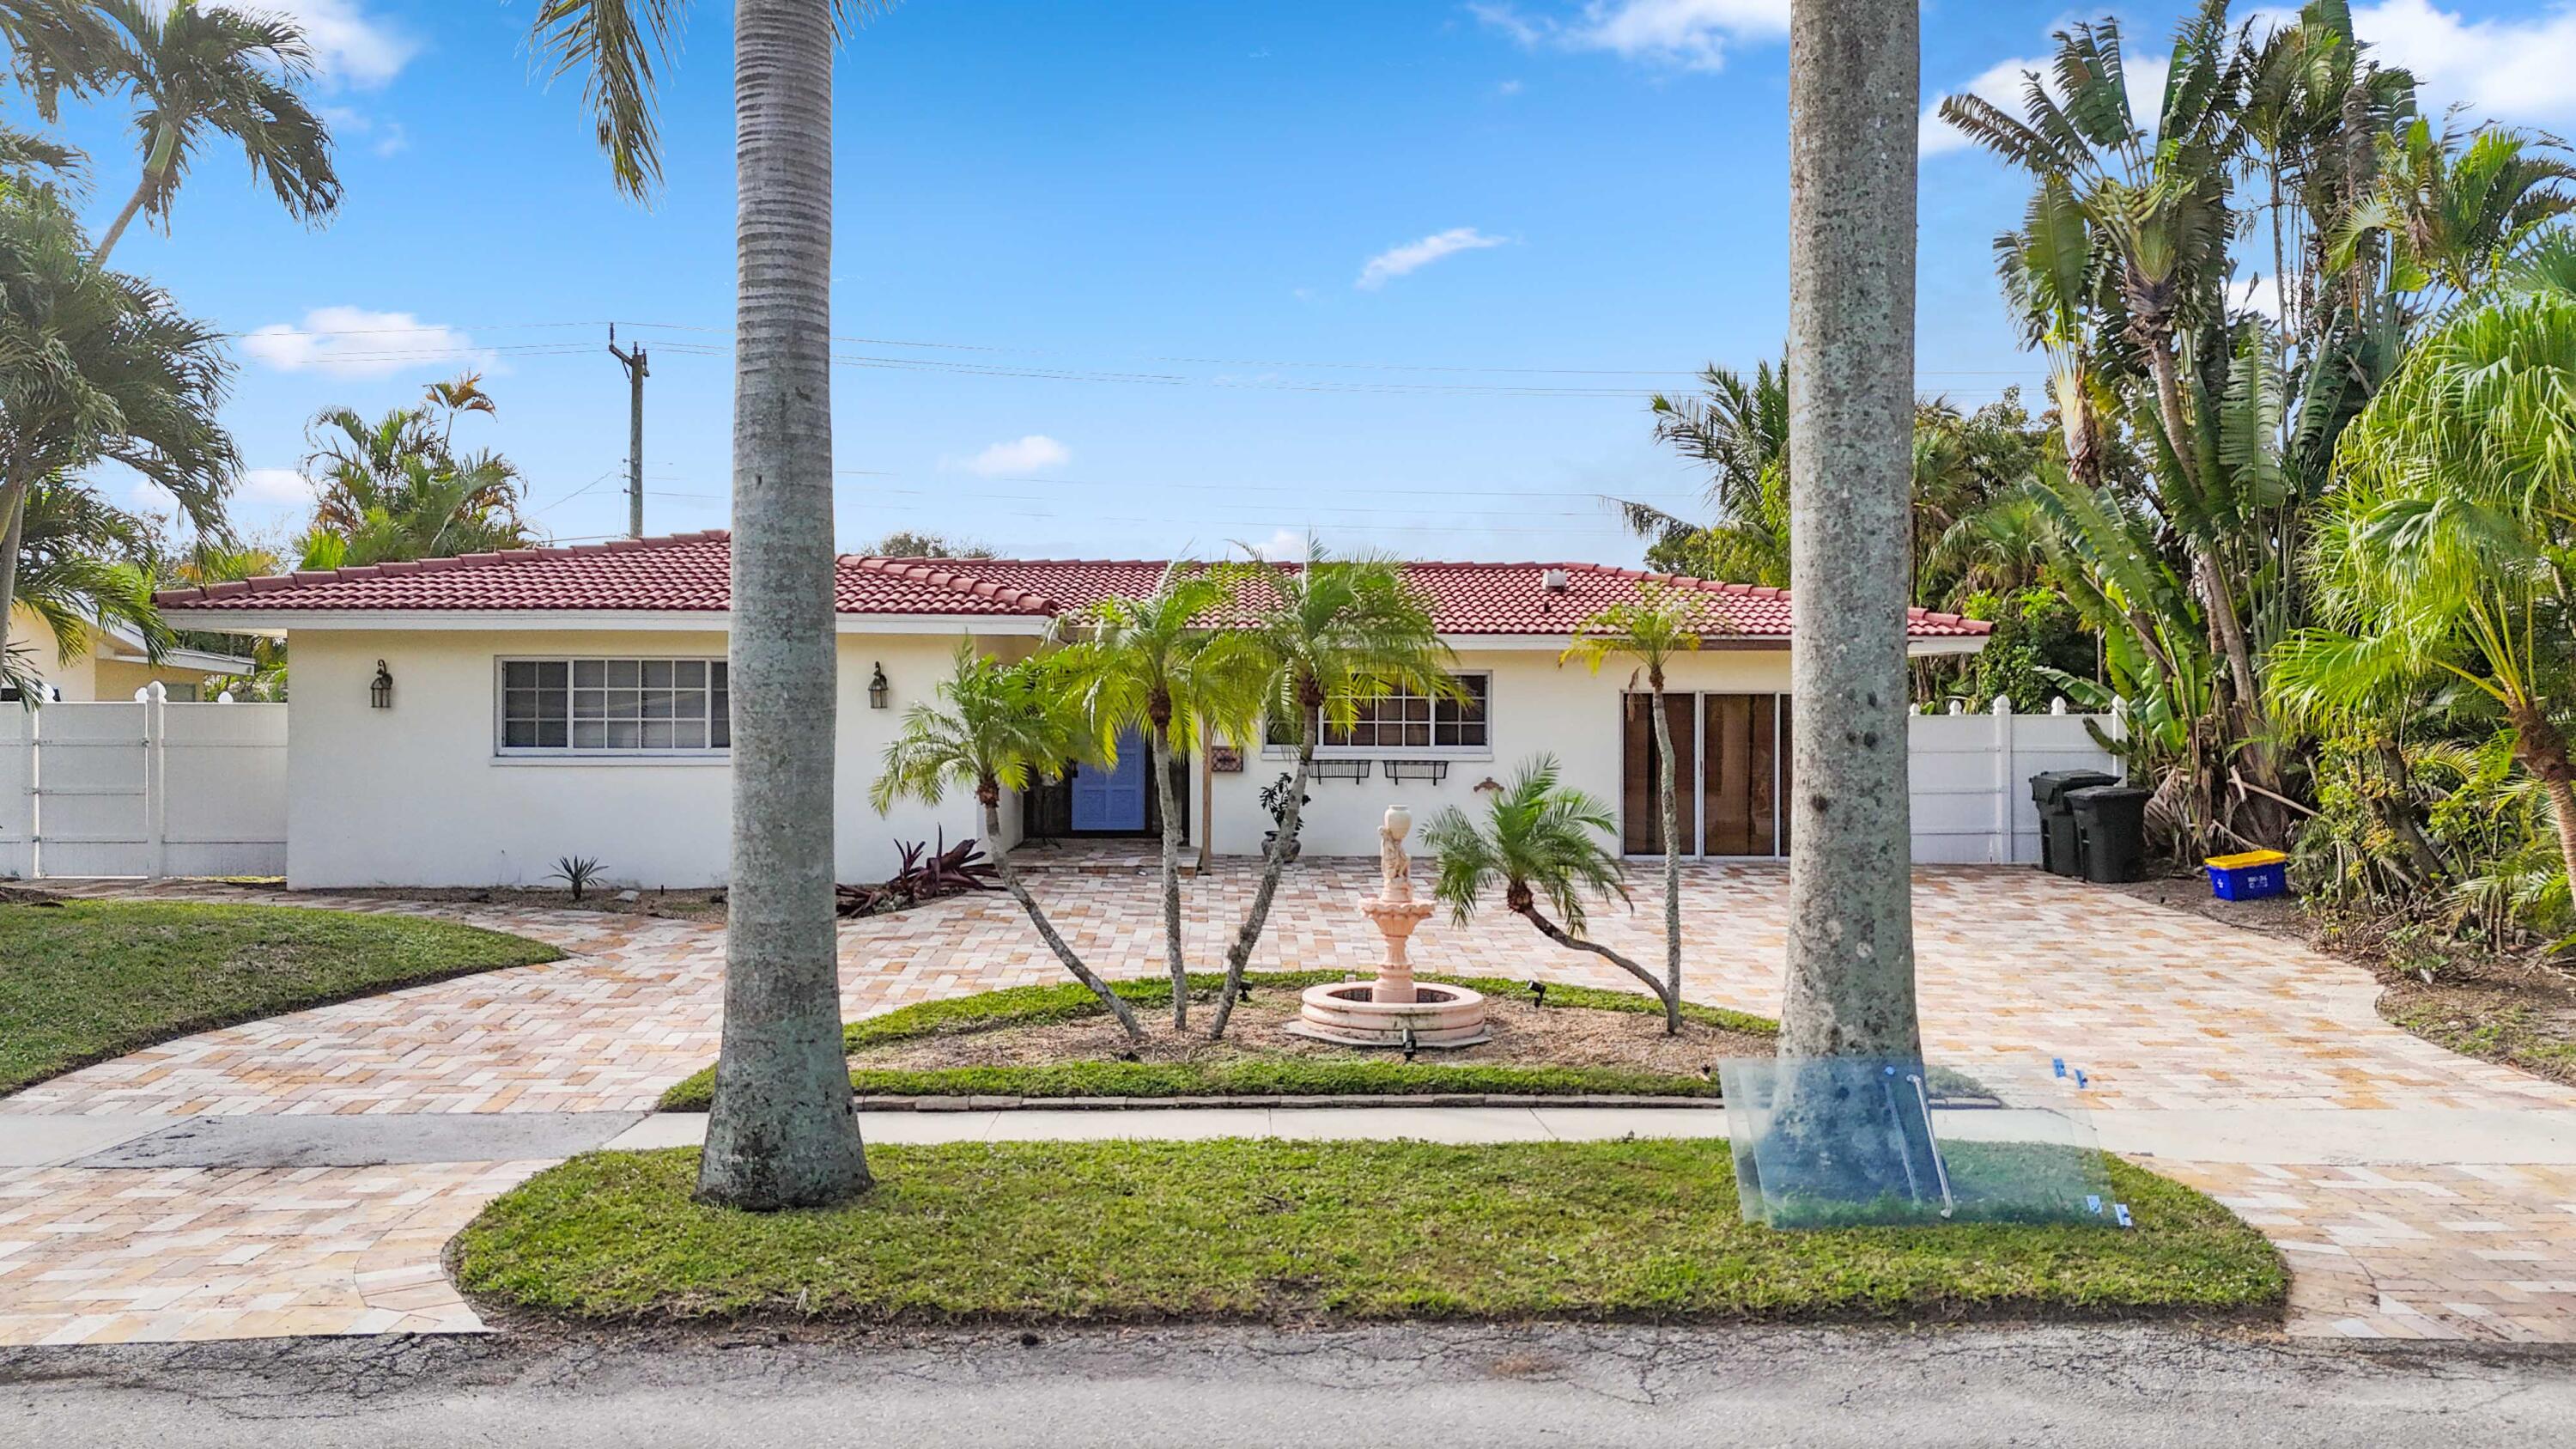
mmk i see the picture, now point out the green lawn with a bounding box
[0,900,562,1094]
[656,971,1779,1111]
[453,1140,2284,1325]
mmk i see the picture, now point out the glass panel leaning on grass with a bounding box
[1719,1056,2117,1229]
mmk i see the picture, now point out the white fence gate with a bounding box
[1908,700,2124,865]
[0,693,288,880]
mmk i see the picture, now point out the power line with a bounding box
[216,316,2042,382]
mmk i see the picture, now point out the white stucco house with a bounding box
[4,604,254,704]
[154,529,2008,890]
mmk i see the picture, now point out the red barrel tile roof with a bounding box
[155,529,1990,638]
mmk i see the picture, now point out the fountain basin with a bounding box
[1288,982,1491,1049]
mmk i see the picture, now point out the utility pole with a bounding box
[608,325,649,539]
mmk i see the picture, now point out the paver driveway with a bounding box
[4,861,2573,1344]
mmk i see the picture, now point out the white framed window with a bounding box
[1266,673,1492,754]
[496,657,730,755]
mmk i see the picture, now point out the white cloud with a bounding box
[1250,528,1310,561]
[1922,50,2169,157]
[1356,227,1510,289]
[238,467,320,506]
[240,306,485,378]
[1496,77,1526,97]
[1931,1,2576,161]
[947,435,1072,477]
[1473,0,1789,72]
[2228,273,2284,321]
[2346,0,2576,127]
[131,480,178,517]
[228,1,417,88]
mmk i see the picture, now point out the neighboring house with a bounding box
[3,603,254,704]
[155,530,1993,890]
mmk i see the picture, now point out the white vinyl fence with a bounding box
[1908,699,2124,866]
[0,691,288,880]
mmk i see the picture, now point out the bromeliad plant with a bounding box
[872,644,1146,1042]
[1420,756,1678,1021]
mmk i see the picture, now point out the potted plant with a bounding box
[1260,772,1310,864]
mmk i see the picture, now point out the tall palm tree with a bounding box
[1054,563,1261,1030]
[87,0,340,262]
[1421,756,1675,1016]
[1939,4,2263,716]
[1612,358,1792,584]
[2330,117,2576,302]
[299,381,533,566]
[1777,0,1924,1092]
[873,646,1147,1042]
[0,184,233,682]
[532,0,879,1208]
[1206,539,1454,1040]
[1564,582,1704,1034]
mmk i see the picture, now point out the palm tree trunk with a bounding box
[2512,709,2576,892]
[1646,683,1683,1035]
[0,472,31,658]
[1510,903,1674,1017]
[1210,717,1314,1039]
[696,0,870,1211]
[93,123,177,265]
[1777,0,1923,1063]
[987,801,1146,1041]
[1151,723,1188,1028]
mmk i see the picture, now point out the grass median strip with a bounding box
[0,900,561,1094]
[453,1140,2283,1325]
[657,971,1778,1111]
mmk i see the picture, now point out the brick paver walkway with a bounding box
[4,861,2573,1344]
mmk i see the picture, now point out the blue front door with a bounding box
[1071,726,1150,831]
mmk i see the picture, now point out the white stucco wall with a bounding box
[1202,646,1798,859]
[271,626,2105,888]
[283,628,1025,889]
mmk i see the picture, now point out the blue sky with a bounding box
[46,0,2576,563]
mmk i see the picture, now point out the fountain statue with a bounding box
[1291,805,1491,1048]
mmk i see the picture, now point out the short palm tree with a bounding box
[3,478,167,697]
[1206,539,1455,1039]
[1422,757,1676,1014]
[0,185,234,679]
[1564,582,1704,1034]
[874,646,1147,1042]
[532,0,890,1208]
[2275,290,2576,890]
[87,0,341,262]
[1054,563,1261,1029]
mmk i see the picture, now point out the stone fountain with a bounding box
[1291,805,1491,1048]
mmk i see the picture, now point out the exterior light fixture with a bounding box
[867,662,890,710]
[369,660,393,709]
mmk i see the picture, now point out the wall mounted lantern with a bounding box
[867,662,890,710]
[369,660,394,709]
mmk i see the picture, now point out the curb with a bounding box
[854,1092,1728,1113]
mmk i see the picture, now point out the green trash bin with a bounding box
[2030,770,2116,877]
[2067,785,2150,885]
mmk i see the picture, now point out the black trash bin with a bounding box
[2067,785,2150,885]
[2030,770,2117,877]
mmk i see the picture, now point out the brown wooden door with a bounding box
[1701,693,1788,857]
[1619,693,1697,855]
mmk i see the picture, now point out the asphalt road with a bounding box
[5,1323,2573,1448]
